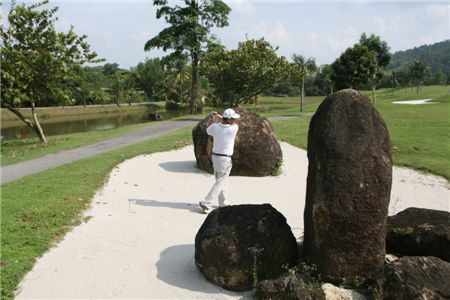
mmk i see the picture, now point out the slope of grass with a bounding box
[273,85,450,180]
[0,127,192,299]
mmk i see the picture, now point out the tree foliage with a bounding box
[331,43,378,90]
[331,33,390,103]
[291,54,317,111]
[1,0,102,142]
[201,38,291,107]
[144,0,230,114]
[409,60,431,94]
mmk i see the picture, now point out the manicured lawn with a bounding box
[0,121,173,166]
[0,127,192,299]
[272,85,450,180]
[0,85,448,299]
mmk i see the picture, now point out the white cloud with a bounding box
[327,27,359,55]
[226,0,256,16]
[270,22,291,44]
[424,3,450,19]
[131,31,153,42]
[373,16,400,35]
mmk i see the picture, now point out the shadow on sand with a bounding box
[128,199,202,213]
[158,160,205,174]
[156,244,252,299]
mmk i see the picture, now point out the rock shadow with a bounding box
[156,244,252,298]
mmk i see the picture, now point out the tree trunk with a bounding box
[30,102,48,143]
[5,106,35,131]
[300,77,305,112]
[372,85,376,104]
[191,51,199,114]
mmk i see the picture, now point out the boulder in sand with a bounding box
[195,204,297,291]
[192,108,282,176]
[303,89,392,286]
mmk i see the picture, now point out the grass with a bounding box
[0,85,448,298]
[0,122,157,166]
[0,127,192,299]
[271,85,450,180]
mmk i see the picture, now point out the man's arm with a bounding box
[207,111,223,127]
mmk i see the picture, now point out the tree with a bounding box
[409,60,430,94]
[102,63,120,76]
[75,67,109,107]
[164,55,191,103]
[1,0,102,143]
[359,33,391,103]
[330,44,378,91]
[144,0,231,114]
[291,54,317,112]
[314,65,333,95]
[110,71,135,106]
[134,58,166,100]
[201,38,291,107]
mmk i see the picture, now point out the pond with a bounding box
[0,109,188,140]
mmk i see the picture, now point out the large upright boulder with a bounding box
[192,108,282,176]
[195,204,298,291]
[303,89,392,286]
[387,207,450,261]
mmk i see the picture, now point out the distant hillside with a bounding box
[387,40,450,72]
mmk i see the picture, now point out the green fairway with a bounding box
[0,128,192,299]
[0,85,448,298]
[272,85,450,180]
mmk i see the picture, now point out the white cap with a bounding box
[222,108,240,119]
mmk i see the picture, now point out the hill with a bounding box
[387,40,450,72]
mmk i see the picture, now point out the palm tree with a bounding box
[292,54,317,112]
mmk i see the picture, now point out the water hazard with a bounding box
[1,109,187,140]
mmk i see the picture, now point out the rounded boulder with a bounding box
[195,204,298,291]
[192,108,282,176]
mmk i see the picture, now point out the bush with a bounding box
[165,100,182,110]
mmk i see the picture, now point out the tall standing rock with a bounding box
[303,89,392,286]
[192,108,282,176]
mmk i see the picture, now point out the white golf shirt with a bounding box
[206,123,239,156]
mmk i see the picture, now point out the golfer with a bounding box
[199,108,240,214]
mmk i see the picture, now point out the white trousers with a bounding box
[204,155,232,206]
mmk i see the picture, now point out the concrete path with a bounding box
[0,115,305,185]
[1,120,198,185]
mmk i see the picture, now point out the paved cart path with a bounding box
[1,115,305,185]
[1,120,198,184]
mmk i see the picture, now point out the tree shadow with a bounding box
[156,244,252,299]
[158,160,204,174]
[128,198,202,213]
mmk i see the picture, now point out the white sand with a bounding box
[16,142,449,299]
[392,99,435,105]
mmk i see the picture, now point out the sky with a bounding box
[2,0,450,69]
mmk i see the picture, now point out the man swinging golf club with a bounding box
[199,108,240,214]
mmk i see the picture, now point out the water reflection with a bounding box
[0,109,187,140]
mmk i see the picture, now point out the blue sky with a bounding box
[3,1,449,69]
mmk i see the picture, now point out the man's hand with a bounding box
[207,111,222,126]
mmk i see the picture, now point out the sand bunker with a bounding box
[392,99,435,105]
[16,142,449,299]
